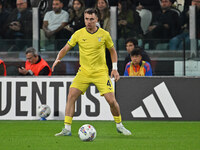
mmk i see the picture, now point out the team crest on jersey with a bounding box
[98,37,102,42]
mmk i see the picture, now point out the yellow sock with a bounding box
[64,116,73,125]
[113,115,122,124]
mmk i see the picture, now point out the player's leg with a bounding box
[94,73,131,136]
[65,87,82,117]
[104,92,132,136]
[55,70,89,136]
[103,92,120,116]
[64,87,82,128]
[55,87,82,136]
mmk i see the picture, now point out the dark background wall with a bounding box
[116,77,200,121]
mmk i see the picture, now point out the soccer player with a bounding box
[52,8,131,136]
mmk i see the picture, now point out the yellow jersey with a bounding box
[67,27,114,74]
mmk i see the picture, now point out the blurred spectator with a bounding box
[64,0,85,34]
[169,4,190,50]
[0,59,6,76]
[42,0,69,50]
[18,47,52,76]
[117,0,142,44]
[133,0,161,15]
[3,0,32,51]
[144,0,180,49]
[74,0,115,8]
[123,38,151,73]
[31,0,69,11]
[3,0,17,11]
[0,0,9,38]
[169,0,200,50]
[184,0,192,12]
[84,0,116,8]
[43,0,69,39]
[124,46,152,76]
[31,0,64,30]
[95,0,111,33]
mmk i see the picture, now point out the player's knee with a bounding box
[67,93,77,102]
[108,100,115,108]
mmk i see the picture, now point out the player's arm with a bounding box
[52,44,72,72]
[108,47,120,82]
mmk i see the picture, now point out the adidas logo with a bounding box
[131,82,182,118]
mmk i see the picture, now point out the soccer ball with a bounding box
[78,124,97,141]
[38,105,51,118]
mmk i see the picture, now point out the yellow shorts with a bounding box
[70,69,114,96]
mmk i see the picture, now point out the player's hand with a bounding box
[111,70,120,82]
[51,59,61,72]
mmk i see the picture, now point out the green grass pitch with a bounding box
[0,120,199,150]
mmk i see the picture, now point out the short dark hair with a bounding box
[84,8,99,17]
[17,0,27,3]
[130,46,142,57]
[26,47,37,56]
[73,0,85,7]
[161,0,174,3]
[53,0,63,3]
[125,38,138,46]
[169,0,175,3]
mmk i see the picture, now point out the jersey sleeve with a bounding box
[67,32,78,47]
[105,32,114,49]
